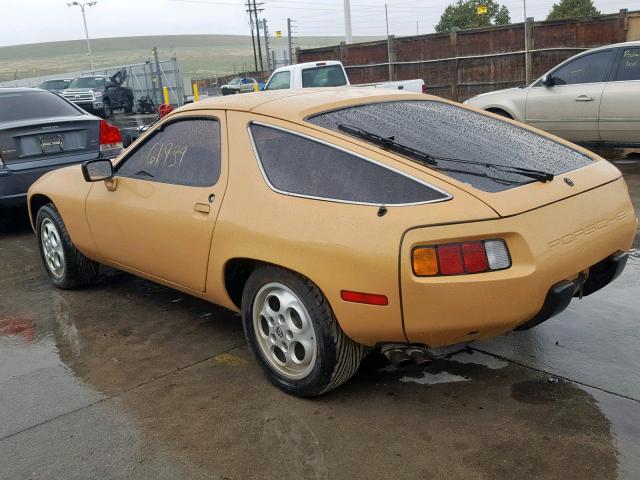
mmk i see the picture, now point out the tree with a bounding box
[435,0,512,33]
[547,0,601,20]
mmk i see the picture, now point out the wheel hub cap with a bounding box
[252,282,317,380]
[41,218,65,278]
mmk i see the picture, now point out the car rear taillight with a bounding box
[412,240,510,276]
[421,84,428,94]
[99,120,123,153]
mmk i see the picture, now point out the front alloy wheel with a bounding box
[40,218,65,279]
[36,203,99,289]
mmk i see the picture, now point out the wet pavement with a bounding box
[0,161,638,479]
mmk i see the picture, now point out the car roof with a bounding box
[177,88,435,122]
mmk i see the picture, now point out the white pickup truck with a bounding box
[263,60,426,93]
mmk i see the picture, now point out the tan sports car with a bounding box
[27,89,637,396]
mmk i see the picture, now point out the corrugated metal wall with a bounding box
[298,10,639,102]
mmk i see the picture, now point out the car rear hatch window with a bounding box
[307,100,592,193]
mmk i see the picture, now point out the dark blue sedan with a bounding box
[0,87,122,207]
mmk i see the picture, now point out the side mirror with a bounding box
[82,159,114,182]
[542,74,555,87]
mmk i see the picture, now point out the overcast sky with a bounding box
[0,0,637,47]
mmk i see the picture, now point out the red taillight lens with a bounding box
[462,242,488,273]
[421,84,428,94]
[437,244,464,275]
[99,120,122,146]
[341,290,389,306]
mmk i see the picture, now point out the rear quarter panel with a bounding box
[206,111,498,346]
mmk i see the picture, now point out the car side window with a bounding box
[614,48,640,81]
[117,118,221,187]
[266,72,291,90]
[249,123,449,205]
[551,49,616,85]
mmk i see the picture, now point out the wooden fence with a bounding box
[297,9,640,102]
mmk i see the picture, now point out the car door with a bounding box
[85,112,227,292]
[525,49,617,142]
[599,46,640,144]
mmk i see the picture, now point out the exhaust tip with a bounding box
[383,348,412,368]
[406,348,432,367]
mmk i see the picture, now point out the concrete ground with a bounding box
[0,160,638,480]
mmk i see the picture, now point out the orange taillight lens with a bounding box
[412,247,438,276]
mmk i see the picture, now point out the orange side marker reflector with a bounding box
[412,247,438,276]
[341,290,389,306]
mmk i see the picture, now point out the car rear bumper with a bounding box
[1,153,100,203]
[400,178,637,347]
[515,250,628,331]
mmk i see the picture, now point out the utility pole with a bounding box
[252,0,264,74]
[263,18,271,74]
[287,18,293,65]
[246,1,258,71]
[152,47,163,106]
[343,0,353,44]
[67,1,97,71]
[416,20,418,35]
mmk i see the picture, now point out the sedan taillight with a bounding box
[412,239,511,276]
[99,120,123,153]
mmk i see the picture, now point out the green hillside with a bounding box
[0,34,379,81]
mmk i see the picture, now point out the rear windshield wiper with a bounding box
[337,124,554,183]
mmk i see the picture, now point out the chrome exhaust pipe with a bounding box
[406,348,432,367]
[383,348,412,368]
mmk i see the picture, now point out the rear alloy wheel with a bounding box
[36,204,99,289]
[242,266,365,397]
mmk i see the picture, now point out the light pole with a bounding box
[343,0,353,44]
[67,1,97,71]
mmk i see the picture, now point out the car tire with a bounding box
[123,97,133,114]
[36,203,99,289]
[102,99,112,118]
[241,265,365,397]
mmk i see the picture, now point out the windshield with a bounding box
[307,100,592,192]
[301,65,347,88]
[228,78,242,85]
[69,77,106,89]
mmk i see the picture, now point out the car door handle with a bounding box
[575,95,594,102]
[194,203,210,214]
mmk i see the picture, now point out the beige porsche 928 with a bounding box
[27,89,636,396]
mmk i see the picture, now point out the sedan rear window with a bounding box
[307,100,593,192]
[0,90,82,122]
[301,65,347,88]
